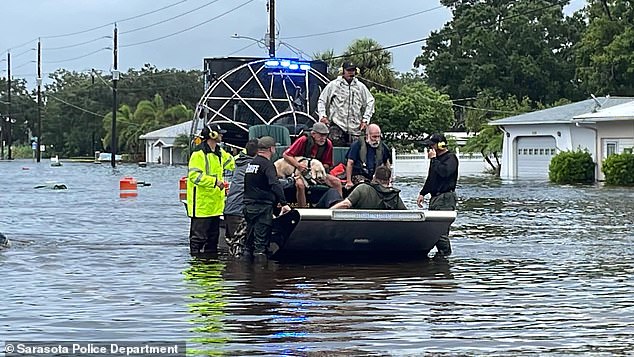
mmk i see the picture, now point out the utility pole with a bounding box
[268,0,275,57]
[6,51,11,160]
[111,24,119,168]
[37,38,42,163]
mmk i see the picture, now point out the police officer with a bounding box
[243,136,291,257]
[417,133,459,257]
[187,123,235,255]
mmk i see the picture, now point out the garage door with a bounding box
[516,136,556,179]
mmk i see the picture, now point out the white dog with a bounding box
[274,156,327,186]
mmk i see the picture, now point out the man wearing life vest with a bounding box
[187,123,235,255]
[345,123,391,190]
[317,61,375,146]
[282,122,343,207]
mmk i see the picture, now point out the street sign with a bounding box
[31,142,37,150]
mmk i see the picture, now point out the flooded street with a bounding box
[1,160,633,355]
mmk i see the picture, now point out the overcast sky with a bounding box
[2,0,586,87]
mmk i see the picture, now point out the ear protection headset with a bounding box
[437,141,447,149]
[207,125,220,140]
[339,65,360,75]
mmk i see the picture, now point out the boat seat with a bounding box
[249,124,292,146]
[332,146,350,166]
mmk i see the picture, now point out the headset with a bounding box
[339,64,360,75]
[437,141,447,149]
[208,125,220,140]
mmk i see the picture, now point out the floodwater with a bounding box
[1,160,633,356]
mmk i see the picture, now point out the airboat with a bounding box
[188,56,456,259]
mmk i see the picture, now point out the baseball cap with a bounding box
[199,123,227,138]
[422,133,447,146]
[257,136,277,149]
[342,61,357,70]
[311,122,330,135]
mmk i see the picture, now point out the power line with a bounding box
[45,36,111,51]
[121,0,257,48]
[48,94,105,117]
[324,0,569,61]
[43,48,111,64]
[280,5,444,40]
[121,0,222,35]
[4,0,190,51]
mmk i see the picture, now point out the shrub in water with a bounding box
[602,153,634,186]
[549,150,595,184]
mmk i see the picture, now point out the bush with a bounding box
[549,150,595,184]
[602,153,634,186]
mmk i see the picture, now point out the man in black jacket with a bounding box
[417,133,459,257]
[243,136,291,257]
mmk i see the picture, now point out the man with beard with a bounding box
[344,123,391,190]
[317,61,375,146]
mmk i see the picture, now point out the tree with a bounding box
[415,0,585,105]
[315,38,397,90]
[373,82,454,146]
[575,0,634,95]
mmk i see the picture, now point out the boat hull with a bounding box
[270,209,456,260]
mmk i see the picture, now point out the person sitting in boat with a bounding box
[331,165,406,210]
[317,61,375,146]
[223,139,259,257]
[281,122,343,207]
[344,123,391,190]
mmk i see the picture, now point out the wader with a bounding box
[244,203,274,255]
[429,191,457,256]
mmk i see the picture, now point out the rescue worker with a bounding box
[317,61,375,145]
[345,123,391,189]
[282,122,342,207]
[416,133,459,257]
[223,139,259,257]
[331,165,406,210]
[243,136,291,257]
[187,123,235,255]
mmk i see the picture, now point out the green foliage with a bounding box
[464,91,534,132]
[415,0,585,105]
[602,153,634,186]
[549,150,595,184]
[315,38,397,90]
[372,82,454,142]
[10,145,35,159]
[174,134,193,162]
[575,0,634,96]
[462,125,504,175]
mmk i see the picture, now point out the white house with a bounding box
[489,96,634,180]
[139,120,193,165]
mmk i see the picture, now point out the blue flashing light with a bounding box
[264,58,311,72]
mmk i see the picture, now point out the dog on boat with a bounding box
[274,156,327,186]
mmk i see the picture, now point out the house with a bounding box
[139,120,193,165]
[489,96,634,180]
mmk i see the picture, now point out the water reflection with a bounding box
[184,258,456,355]
[183,258,228,356]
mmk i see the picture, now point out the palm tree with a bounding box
[342,38,396,91]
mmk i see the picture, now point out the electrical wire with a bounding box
[45,36,112,51]
[47,94,105,117]
[280,5,444,40]
[43,47,111,64]
[121,0,257,48]
[121,0,222,35]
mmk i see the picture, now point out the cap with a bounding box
[342,61,357,70]
[422,133,447,146]
[199,123,227,139]
[374,165,391,181]
[311,122,330,135]
[257,136,277,149]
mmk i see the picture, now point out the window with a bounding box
[528,149,533,155]
[607,142,617,157]
[539,149,545,155]
[550,148,556,155]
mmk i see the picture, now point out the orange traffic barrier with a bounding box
[119,177,138,198]
[179,176,187,200]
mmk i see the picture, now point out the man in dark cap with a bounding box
[417,133,459,257]
[186,123,235,255]
[243,136,291,257]
[317,61,375,145]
